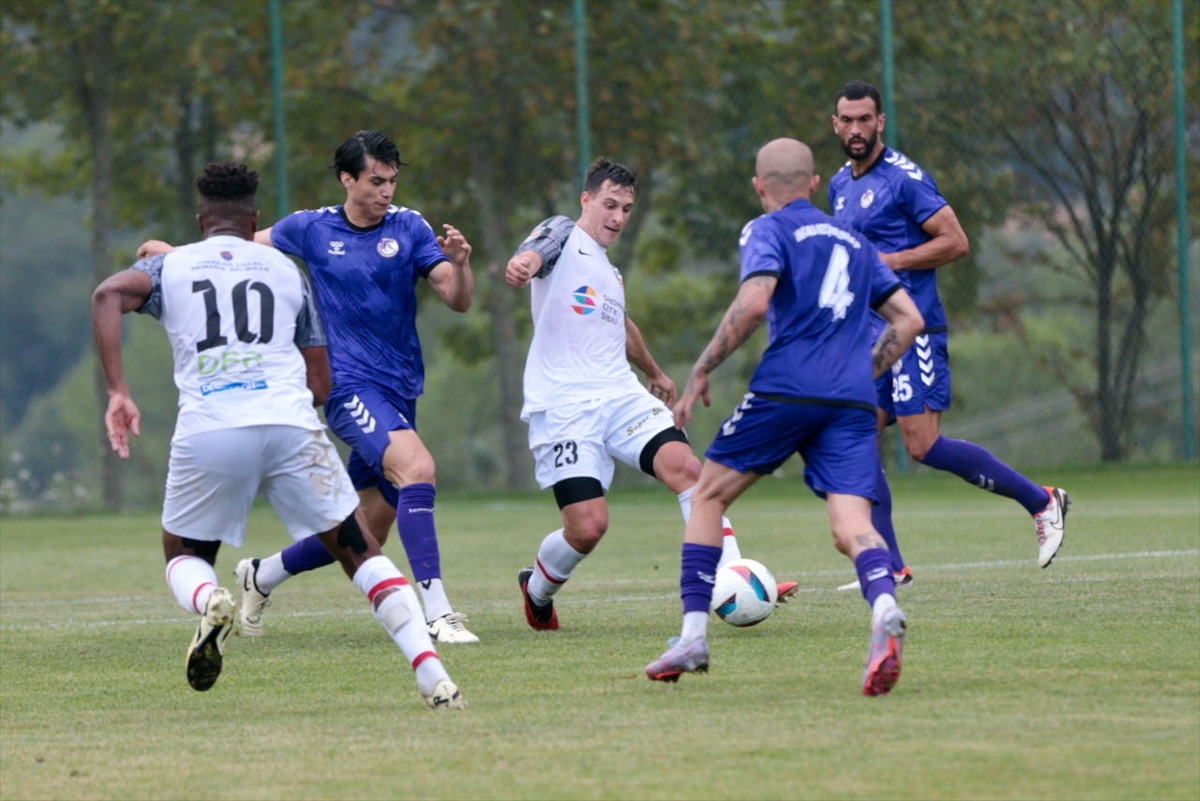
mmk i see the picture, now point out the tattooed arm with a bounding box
[673,274,777,428]
[871,287,924,379]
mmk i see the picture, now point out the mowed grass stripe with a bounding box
[0,464,1197,801]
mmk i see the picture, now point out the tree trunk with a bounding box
[468,144,530,490]
[77,17,119,508]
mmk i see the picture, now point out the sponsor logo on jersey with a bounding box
[860,189,875,209]
[328,241,346,256]
[220,251,233,261]
[571,286,598,315]
[377,237,399,258]
[200,379,268,396]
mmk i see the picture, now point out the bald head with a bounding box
[752,138,819,212]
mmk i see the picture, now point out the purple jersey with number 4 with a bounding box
[271,205,447,398]
[738,198,901,409]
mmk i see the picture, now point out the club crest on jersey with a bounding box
[220,251,233,261]
[860,189,875,209]
[571,286,598,315]
[328,241,346,256]
[377,237,399,258]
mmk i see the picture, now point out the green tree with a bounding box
[932,0,1198,461]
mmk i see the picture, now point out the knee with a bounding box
[565,514,608,553]
[383,452,436,487]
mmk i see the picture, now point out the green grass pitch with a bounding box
[1,464,1197,800]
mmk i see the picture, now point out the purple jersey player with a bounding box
[137,132,480,645]
[827,81,1069,587]
[645,138,925,696]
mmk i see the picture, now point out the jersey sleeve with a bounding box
[514,215,574,278]
[270,210,309,258]
[131,254,167,319]
[896,165,948,227]
[293,266,327,348]
[737,216,785,281]
[408,213,450,278]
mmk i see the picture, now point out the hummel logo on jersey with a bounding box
[739,221,754,247]
[835,196,846,212]
[860,189,875,209]
[916,335,935,386]
[721,393,755,437]
[343,395,377,434]
[328,241,346,256]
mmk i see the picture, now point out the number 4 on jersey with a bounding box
[818,244,854,321]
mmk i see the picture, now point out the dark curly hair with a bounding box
[196,162,258,217]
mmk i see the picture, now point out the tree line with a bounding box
[1,0,1195,510]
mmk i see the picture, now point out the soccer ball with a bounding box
[710,558,778,627]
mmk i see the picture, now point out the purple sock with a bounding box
[396,482,441,583]
[855,548,896,608]
[681,543,723,614]
[921,436,1049,515]
[281,534,335,575]
[872,468,906,573]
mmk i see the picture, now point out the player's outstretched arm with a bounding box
[429,224,474,312]
[871,287,923,378]
[505,251,543,288]
[673,275,775,428]
[91,269,153,458]
[136,239,174,259]
[506,215,574,288]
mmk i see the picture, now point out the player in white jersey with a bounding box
[91,162,464,708]
[505,158,797,631]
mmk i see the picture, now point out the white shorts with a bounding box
[162,425,359,546]
[527,391,676,491]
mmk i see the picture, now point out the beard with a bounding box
[840,130,879,162]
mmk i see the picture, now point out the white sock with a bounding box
[871,592,898,625]
[417,577,452,623]
[352,556,450,696]
[680,610,709,645]
[254,553,290,594]
[678,488,740,568]
[165,555,217,614]
[527,528,585,604]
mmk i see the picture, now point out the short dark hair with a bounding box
[834,80,883,114]
[329,130,405,181]
[195,161,258,217]
[583,157,637,195]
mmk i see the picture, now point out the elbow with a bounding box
[953,233,970,261]
[309,379,330,406]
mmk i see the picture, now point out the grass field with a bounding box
[1,463,1198,800]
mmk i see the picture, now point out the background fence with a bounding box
[1,0,1196,512]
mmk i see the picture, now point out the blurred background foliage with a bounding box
[0,0,1196,512]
